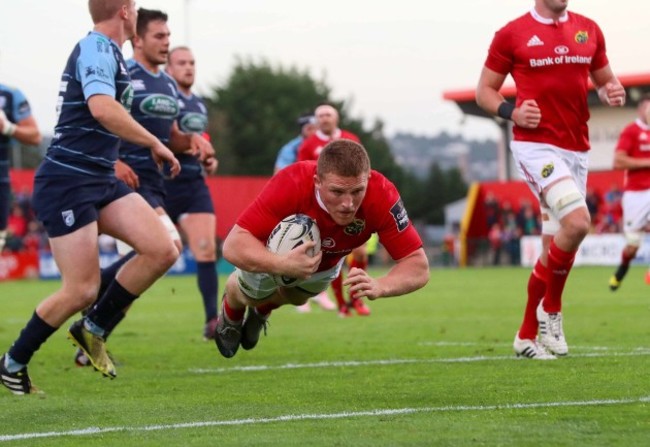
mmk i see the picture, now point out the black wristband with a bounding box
[497,101,515,120]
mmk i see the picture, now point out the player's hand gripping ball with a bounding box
[266,214,321,287]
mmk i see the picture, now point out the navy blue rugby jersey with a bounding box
[168,91,208,181]
[41,31,133,177]
[119,59,179,187]
[0,84,33,183]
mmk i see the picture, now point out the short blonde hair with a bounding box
[317,139,370,178]
[88,0,127,24]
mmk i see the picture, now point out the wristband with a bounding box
[497,102,515,120]
[1,120,16,136]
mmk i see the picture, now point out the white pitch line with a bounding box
[418,341,647,351]
[2,396,649,442]
[189,350,650,374]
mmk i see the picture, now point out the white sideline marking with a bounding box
[189,350,650,374]
[2,396,649,442]
[418,341,644,351]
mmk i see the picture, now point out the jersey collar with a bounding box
[635,118,650,131]
[530,8,569,25]
[132,59,163,78]
[315,128,341,141]
[315,188,330,215]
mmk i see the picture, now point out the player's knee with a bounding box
[150,243,180,273]
[193,237,216,260]
[545,179,589,235]
[561,210,590,240]
[67,282,100,311]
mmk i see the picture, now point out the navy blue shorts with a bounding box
[164,177,215,223]
[0,182,9,228]
[33,175,133,237]
[136,185,166,210]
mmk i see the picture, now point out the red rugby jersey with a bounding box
[236,161,423,271]
[484,9,609,151]
[616,119,650,191]
[297,129,361,161]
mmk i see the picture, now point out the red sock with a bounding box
[543,240,576,313]
[331,272,346,308]
[256,302,279,317]
[223,297,245,322]
[518,259,547,340]
[621,250,635,266]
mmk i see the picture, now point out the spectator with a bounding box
[488,222,503,265]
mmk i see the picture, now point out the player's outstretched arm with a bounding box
[344,248,429,300]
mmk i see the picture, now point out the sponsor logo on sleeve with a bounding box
[390,198,409,232]
[18,100,31,115]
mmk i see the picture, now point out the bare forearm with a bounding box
[168,127,192,153]
[374,249,429,299]
[476,66,508,115]
[476,86,505,116]
[613,153,650,170]
[223,227,282,274]
[13,118,42,146]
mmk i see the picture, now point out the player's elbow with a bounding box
[222,228,251,269]
[222,235,238,266]
[87,94,115,123]
[475,87,489,112]
[404,249,430,292]
[413,258,430,291]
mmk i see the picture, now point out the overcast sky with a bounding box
[0,0,646,140]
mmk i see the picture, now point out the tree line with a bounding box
[204,58,467,226]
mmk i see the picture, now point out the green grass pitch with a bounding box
[1,266,649,446]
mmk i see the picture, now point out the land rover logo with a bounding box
[180,112,208,132]
[139,94,179,117]
[120,84,134,111]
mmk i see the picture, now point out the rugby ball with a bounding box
[266,214,321,287]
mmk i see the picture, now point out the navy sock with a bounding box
[98,251,136,301]
[8,311,57,366]
[103,311,126,340]
[197,261,218,321]
[86,280,139,330]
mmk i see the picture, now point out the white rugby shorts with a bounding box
[622,189,650,233]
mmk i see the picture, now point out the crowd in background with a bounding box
[484,184,623,266]
[2,183,627,266]
[1,189,47,255]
